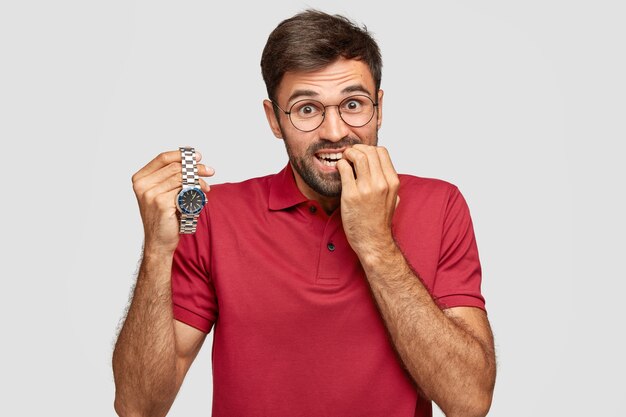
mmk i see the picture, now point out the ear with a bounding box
[376,89,384,130]
[263,99,283,139]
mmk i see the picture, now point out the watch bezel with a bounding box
[176,187,206,215]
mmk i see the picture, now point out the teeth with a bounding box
[317,152,343,161]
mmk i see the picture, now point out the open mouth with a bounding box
[315,151,343,167]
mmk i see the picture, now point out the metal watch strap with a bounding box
[180,147,199,188]
[179,214,199,234]
[179,147,200,234]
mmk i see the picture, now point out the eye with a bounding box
[292,101,323,118]
[341,97,367,113]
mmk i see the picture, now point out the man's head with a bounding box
[261,10,382,103]
[261,10,384,203]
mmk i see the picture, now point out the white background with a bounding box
[1,0,624,416]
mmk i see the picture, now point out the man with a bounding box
[113,10,496,417]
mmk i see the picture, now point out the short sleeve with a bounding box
[432,186,485,310]
[171,208,218,333]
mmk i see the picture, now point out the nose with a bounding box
[318,105,350,142]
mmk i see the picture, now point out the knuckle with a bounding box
[374,182,388,194]
[364,145,378,154]
[132,178,145,195]
[143,188,157,203]
[157,152,170,164]
[170,162,182,174]
[359,184,372,195]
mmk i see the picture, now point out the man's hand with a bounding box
[336,144,400,262]
[131,150,214,255]
[114,149,213,416]
[338,145,495,415]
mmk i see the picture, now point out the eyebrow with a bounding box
[341,84,372,96]
[287,89,319,103]
[286,84,374,105]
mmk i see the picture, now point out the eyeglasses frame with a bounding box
[271,94,379,132]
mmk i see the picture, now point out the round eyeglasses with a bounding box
[272,94,378,132]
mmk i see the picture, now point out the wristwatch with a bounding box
[176,147,206,234]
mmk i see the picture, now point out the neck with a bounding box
[316,196,340,215]
[292,170,341,215]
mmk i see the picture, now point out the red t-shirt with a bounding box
[172,164,485,417]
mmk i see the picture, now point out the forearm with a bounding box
[112,249,179,417]
[360,242,495,417]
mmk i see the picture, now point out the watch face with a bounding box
[177,188,206,215]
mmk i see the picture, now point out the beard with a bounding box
[282,132,376,198]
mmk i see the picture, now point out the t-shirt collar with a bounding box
[268,164,309,211]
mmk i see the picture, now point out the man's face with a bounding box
[264,58,384,200]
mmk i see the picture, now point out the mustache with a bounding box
[307,137,362,154]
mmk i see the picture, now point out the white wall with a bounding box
[1,1,624,415]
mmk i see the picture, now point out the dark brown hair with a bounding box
[261,10,382,101]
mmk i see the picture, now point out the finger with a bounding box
[353,144,385,185]
[375,147,398,182]
[150,169,211,197]
[199,178,211,193]
[134,161,214,196]
[336,159,357,194]
[376,147,400,208]
[342,147,370,184]
[142,171,189,203]
[153,187,181,212]
[132,150,184,183]
[135,162,181,193]
[144,175,211,211]
[132,149,205,183]
[185,163,214,179]
[200,164,215,177]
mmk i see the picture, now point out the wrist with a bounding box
[137,245,175,288]
[142,241,177,260]
[358,239,415,290]
[355,235,400,269]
